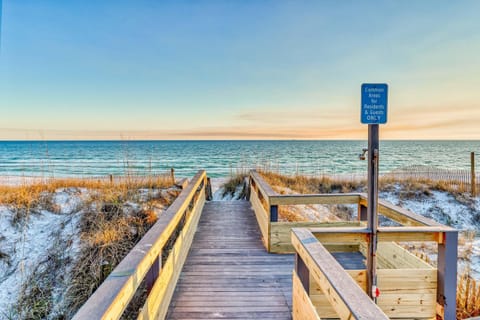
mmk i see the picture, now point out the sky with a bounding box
[1,0,480,140]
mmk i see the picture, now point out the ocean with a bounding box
[0,140,479,178]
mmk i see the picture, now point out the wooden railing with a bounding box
[73,170,208,320]
[292,228,389,320]
[248,170,458,319]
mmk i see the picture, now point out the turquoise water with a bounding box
[0,140,479,178]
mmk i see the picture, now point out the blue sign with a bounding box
[361,83,388,124]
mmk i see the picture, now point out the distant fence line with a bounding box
[384,165,478,184]
[0,170,174,187]
[246,163,479,197]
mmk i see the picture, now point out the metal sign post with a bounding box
[367,124,379,301]
[361,83,388,302]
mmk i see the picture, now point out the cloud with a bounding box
[235,109,345,123]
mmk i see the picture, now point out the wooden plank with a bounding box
[377,292,436,306]
[377,269,437,291]
[138,190,205,320]
[270,221,362,254]
[310,270,367,318]
[377,242,434,269]
[292,271,320,320]
[377,267,437,318]
[250,170,277,199]
[73,170,207,320]
[250,187,270,250]
[270,193,360,206]
[322,243,360,253]
[291,228,388,320]
[377,304,436,318]
[314,232,369,244]
[168,312,292,319]
[377,226,452,243]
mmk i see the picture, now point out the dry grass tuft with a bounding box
[64,184,179,318]
[259,171,364,194]
[278,206,308,222]
[222,174,248,199]
[457,270,480,319]
[260,170,475,199]
[143,209,158,225]
[0,175,172,228]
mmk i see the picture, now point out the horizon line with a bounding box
[1,139,480,142]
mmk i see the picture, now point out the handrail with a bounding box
[250,170,442,226]
[292,228,389,320]
[308,225,455,243]
[250,170,277,204]
[73,170,207,320]
[269,193,360,205]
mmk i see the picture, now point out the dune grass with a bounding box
[259,170,472,196]
[0,175,178,319]
[259,171,363,194]
[457,271,480,318]
[221,174,248,199]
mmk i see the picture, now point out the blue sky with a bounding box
[1,1,480,139]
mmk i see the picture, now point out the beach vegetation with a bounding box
[0,174,178,319]
[221,174,248,199]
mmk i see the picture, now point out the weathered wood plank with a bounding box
[167,201,294,319]
[250,187,270,250]
[292,271,320,320]
[377,226,453,243]
[167,311,292,319]
[270,193,360,206]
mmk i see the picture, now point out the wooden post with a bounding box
[205,177,213,201]
[437,231,458,320]
[270,205,278,222]
[358,203,368,221]
[471,152,476,197]
[109,174,113,184]
[170,168,175,184]
[295,253,310,293]
[367,124,379,301]
[146,256,161,294]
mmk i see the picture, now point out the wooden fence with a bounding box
[385,164,479,194]
[73,170,208,320]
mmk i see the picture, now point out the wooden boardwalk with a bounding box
[74,171,458,320]
[167,201,294,319]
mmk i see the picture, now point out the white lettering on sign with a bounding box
[361,84,388,124]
